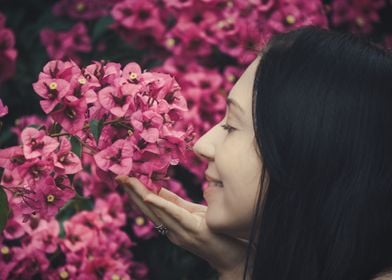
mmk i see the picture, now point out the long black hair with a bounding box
[244,26,392,280]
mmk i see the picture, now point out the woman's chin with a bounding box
[206,211,251,240]
[205,208,227,232]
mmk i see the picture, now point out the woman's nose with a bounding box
[192,134,215,162]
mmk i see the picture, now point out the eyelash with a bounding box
[221,123,235,133]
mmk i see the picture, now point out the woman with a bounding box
[116,26,392,280]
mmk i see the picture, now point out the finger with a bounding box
[158,187,207,213]
[144,193,200,233]
[143,201,186,238]
[124,187,162,226]
[116,175,153,201]
[116,176,161,225]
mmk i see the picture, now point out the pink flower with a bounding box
[0,98,8,117]
[165,22,212,56]
[32,78,70,113]
[11,115,51,140]
[29,219,60,253]
[130,210,157,239]
[331,0,384,34]
[62,221,96,252]
[33,177,75,220]
[40,23,91,62]
[39,60,80,80]
[5,245,50,279]
[79,256,130,280]
[1,168,23,187]
[94,139,133,175]
[183,68,223,94]
[54,137,82,174]
[53,0,118,20]
[46,265,77,280]
[385,34,392,50]
[95,193,126,227]
[21,127,59,159]
[251,0,275,11]
[16,158,53,185]
[164,0,193,9]
[131,110,163,143]
[40,28,71,59]
[69,210,105,231]
[111,0,159,29]
[50,95,87,134]
[130,262,149,280]
[3,218,25,240]
[0,15,17,82]
[68,22,92,53]
[0,146,25,170]
[122,61,142,81]
[98,85,136,117]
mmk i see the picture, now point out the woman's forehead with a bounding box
[227,56,261,112]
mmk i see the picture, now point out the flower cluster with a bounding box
[0,12,17,83]
[40,23,91,63]
[0,193,148,279]
[0,127,81,221]
[31,59,193,193]
[111,0,328,64]
[53,0,121,21]
[330,0,386,34]
[0,58,193,223]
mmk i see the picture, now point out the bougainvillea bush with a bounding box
[0,0,391,279]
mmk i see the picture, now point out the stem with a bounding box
[80,140,98,153]
[49,117,128,138]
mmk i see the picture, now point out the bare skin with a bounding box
[115,175,248,279]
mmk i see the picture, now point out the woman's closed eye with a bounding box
[221,123,236,133]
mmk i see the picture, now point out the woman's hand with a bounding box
[115,175,249,279]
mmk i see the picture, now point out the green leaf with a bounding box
[0,186,10,233]
[70,136,82,158]
[48,122,62,135]
[56,195,93,238]
[92,16,114,41]
[89,119,104,145]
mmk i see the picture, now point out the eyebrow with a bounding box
[227,97,245,113]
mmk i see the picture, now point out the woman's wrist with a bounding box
[217,260,246,280]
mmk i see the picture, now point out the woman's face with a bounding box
[193,56,262,239]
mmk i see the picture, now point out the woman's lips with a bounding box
[205,173,223,187]
[203,182,223,200]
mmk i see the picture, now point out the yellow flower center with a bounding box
[217,20,226,29]
[1,246,9,255]
[112,274,121,280]
[135,216,145,226]
[59,271,69,279]
[286,15,296,25]
[49,82,58,90]
[78,77,87,85]
[129,73,138,80]
[227,74,236,82]
[47,194,55,203]
[165,38,176,48]
[75,2,86,12]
